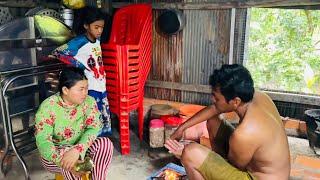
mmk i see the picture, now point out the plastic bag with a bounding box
[62,0,86,9]
[74,157,94,172]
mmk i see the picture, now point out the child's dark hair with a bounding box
[209,64,254,103]
[73,6,105,35]
[58,67,87,94]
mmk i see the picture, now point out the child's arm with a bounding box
[52,37,87,70]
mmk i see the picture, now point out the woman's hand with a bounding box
[60,148,80,171]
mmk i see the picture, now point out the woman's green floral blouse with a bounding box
[35,93,102,166]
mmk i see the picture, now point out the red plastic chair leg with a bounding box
[119,110,130,155]
[138,103,144,140]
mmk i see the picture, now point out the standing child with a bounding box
[52,7,111,136]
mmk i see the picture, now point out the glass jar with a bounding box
[149,119,165,148]
[164,117,183,141]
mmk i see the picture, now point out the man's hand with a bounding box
[61,148,80,171]
[164,139,185,159]
[170,106,217,141]
[170,127,185,141]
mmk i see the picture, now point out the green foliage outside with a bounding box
[246,8,320,95]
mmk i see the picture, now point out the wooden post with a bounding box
[101,0,112,14]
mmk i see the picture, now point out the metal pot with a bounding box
[158,9,185,35]
[304,109,320,155]
[60,8,74,28]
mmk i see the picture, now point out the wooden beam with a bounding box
[242,0,320,8]
[264,91,320,106]
[151,2,243,9]
[101,0,113,14]
[112,1,320,10]
[146,80,211,94]
[1,1,319,9]
[146,80,320,106]
[269,5,320,9]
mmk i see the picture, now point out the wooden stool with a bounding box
[55,173,90,180]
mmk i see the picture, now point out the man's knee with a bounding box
[181,143,209,168]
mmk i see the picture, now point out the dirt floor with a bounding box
[0,98,319,180]
[0,130,318,180]
[0,117,179,180]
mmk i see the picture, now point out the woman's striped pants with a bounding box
[41,137,113,180]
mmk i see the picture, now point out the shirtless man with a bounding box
[165,64,290,180]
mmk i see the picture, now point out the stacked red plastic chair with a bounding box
[101,4,152,155]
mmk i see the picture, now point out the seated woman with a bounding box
[35,67,113,180]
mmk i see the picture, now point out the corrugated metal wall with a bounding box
[144,6,247,105]
[145,9,184,102]
[181,9,230,104]
[111,1,319,119]
[233,8,247,65]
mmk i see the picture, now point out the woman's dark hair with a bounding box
[209,64,254,103]
[73,6,105,35]
[58,67,87,93]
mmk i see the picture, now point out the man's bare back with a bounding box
[165,64,290,180]
[231,91,290,179]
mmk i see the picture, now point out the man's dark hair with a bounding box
[58,67,87,93]
[209,64,254,103]
[73,6,105,35]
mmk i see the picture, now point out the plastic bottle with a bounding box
[164,116,183,141]
[149,119,165,148]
